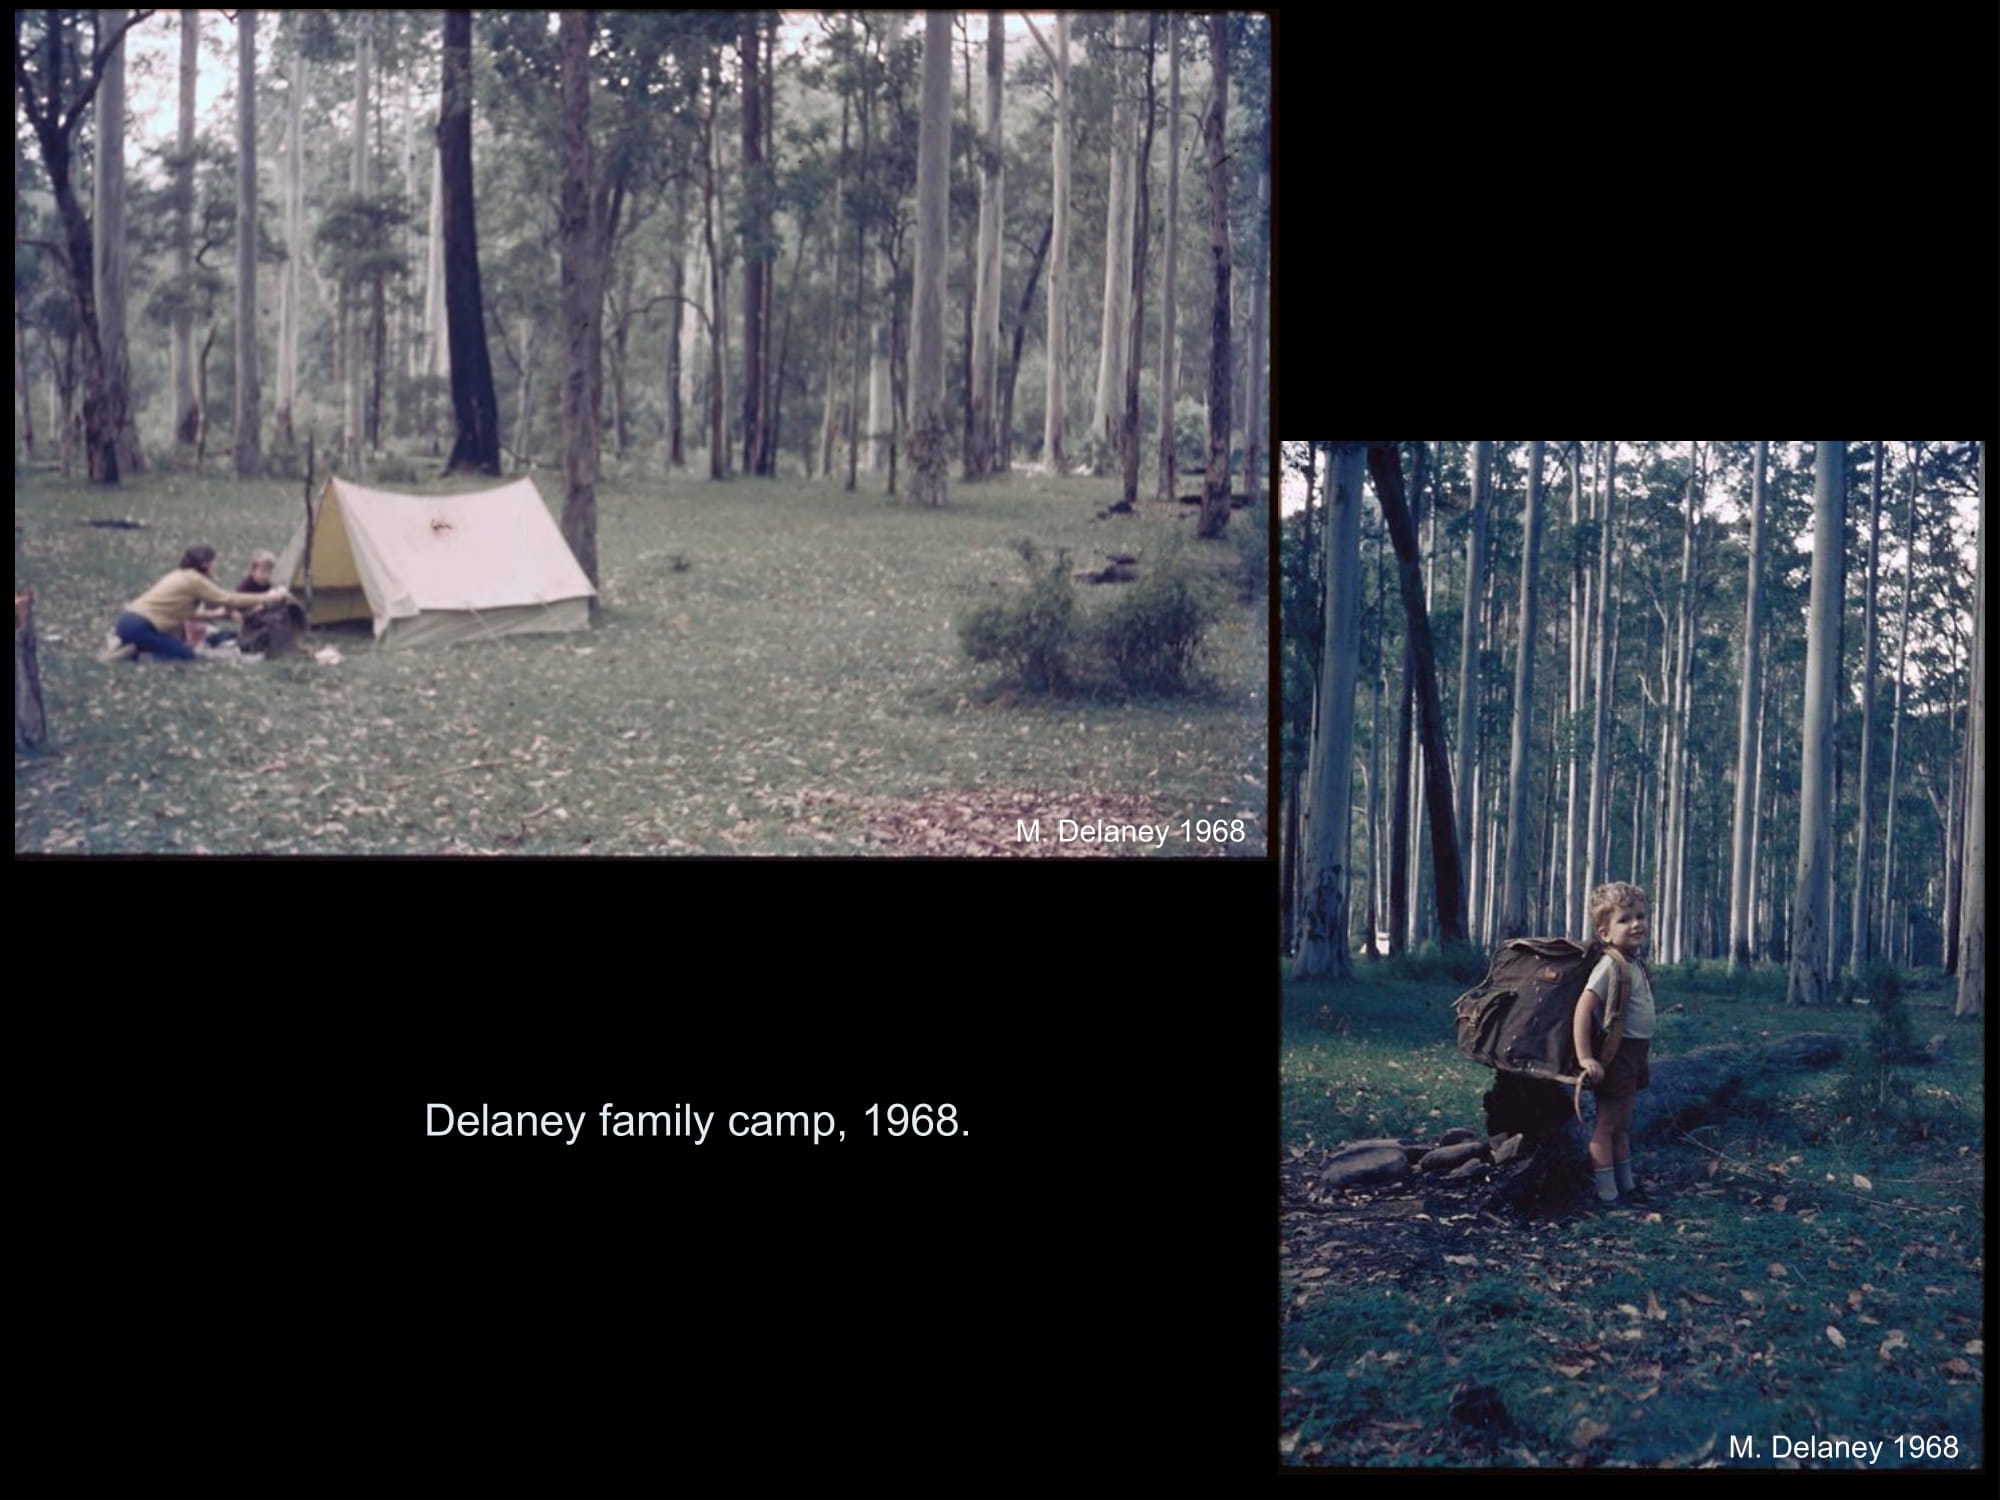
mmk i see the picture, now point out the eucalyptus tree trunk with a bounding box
[233,10,262,479]
[345,14,370,473]
[440,10,499,475]
[1583,442,1617,922]
[906,10,953,508]
[704,49,729,479]
[1663,443,1700,960]
[1956,441,1984,1018]
[1292,445,1366,980]
[966,10,1004,479]
[1848,442,1884,977]
[1240,121,1269,509]
[1788,443,1845,1006]
[1500,442,1546,938]
[739,17,765,477]
[1370,442,1467,944]
[1089,14,1135,469]
[1729,441,1770,972]
[667,165,687,471]
[1562,445,1586,936]
[1040,14,1070,472]
[1153,16,1180,501]
[97,10,141,476]
[1879,443,1918,955]
[173,9,200,449]
[1118,15,1155,508]
[1196,16,1232,540]
[557,8,602,600]
[1456,443,1491,904]
[276,33,306,451]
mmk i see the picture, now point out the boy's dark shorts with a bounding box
[1597,1038,1651,1100]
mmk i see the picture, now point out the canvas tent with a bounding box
[273,476,596,648]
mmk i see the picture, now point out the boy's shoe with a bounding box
[1622,1186,1653,1206]
[99,633,138,663]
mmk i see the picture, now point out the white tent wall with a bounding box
[274,477,596,648]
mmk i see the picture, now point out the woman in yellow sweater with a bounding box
[101,545,290,662]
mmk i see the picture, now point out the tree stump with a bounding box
[15,587,47,752]
[1473,1033,1849,1214]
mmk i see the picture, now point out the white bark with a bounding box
[906,10,953,507]
[1584,442,1616,924]
[1788,443,1845,1006]
[1501,442,1545,938]
[1957,440,1984,1018]
[1729,441,1769,971]
[1455,442,1491,896]
[1291,446,1365,980]
[1089,14,1135,466]
[233,9,261,478]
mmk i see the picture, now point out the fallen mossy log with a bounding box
[1476,1031,1847,1214]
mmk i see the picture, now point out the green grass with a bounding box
[15,465,1267,854]
[1282,961,1985,1467]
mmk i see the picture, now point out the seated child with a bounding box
[101,545,288,663]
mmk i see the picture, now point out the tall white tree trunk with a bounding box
[424,141,447,380]
[345,16,372,474]
[867,243,891,471]
[1042,15,1069,471]
[1239,124,1269,507]
[1152,16,1179,500]
[1291,446,1366,980]
[234,10,262,479]
[1849,442,1884,975]
[1788,443,1845,1006]
[1956,441,1984,1017]
[1088,13,1135,467]
[173,9,199,449]
[906,10,953,507]
[1455,442,1491,901]
[1879,443,1918,956]
[276,38,306,449]
[965,10,1003,479]
[1500,442,1545,938]
[1729,441,1769,971]
[1583,442,1617,925]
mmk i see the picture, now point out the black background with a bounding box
[339,858,1272,1471]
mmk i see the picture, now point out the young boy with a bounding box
[1573,881,1655,1206]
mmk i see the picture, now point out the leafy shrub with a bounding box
[957,539,1078,692]
[1092,560,1216,694]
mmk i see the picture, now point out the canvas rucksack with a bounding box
[1452,938,1630,1120]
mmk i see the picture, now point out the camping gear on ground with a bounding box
[271,476,596,648]
[1452,938,1630,1120]
[237,598,309,658]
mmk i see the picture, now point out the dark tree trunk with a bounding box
[1369,441,1467,943]
[998,214,1054,474]
[439,10,501,475]
[15,588,47,752]
[558,10,602,601]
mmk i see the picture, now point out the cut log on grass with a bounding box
[16,587,47,752]
[1476,1032,1847,1214]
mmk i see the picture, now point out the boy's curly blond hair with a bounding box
[1587,881,1650,941]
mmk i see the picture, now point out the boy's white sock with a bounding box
[1615,1157,1637,1193]
[1593,1166,1619,1202]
